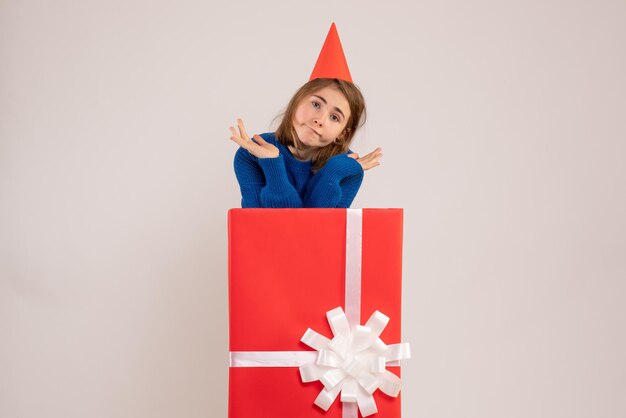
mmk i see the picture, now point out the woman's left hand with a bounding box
[348,147,382,171]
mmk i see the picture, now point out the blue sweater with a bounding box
[233,132,364,208]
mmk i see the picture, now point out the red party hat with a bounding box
[309,22,353,83]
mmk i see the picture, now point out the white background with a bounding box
[1,0,625,417]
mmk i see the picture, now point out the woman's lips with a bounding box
[307,125,321,136]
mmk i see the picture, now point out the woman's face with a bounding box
[292,86,351,149]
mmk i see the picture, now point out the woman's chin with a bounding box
[297,136,318,148]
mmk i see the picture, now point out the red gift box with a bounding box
[228,209,406,418]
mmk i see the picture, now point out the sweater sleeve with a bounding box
[233,147,303,208]
[303,153,364,208]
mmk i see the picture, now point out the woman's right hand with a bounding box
[229,118,279,159]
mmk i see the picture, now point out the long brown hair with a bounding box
[275,78,366,172]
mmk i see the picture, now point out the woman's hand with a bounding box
[229,118,279,159]
[347,147,382,171]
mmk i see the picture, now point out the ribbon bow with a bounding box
[299,307,411,417]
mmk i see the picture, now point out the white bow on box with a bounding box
[300,307,411,417]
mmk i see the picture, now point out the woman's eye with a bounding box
[312,101,320,109]
[331,115,340,122]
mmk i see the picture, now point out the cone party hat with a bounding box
[309,22,353,83]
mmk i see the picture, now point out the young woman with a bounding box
[229,77,382,208]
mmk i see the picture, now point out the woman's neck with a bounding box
[288,144,317,161]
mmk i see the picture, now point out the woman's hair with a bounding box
[275,78,366,172]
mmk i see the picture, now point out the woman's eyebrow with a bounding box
[312,95,345,118]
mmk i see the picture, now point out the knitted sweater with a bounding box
[233,132,364,208]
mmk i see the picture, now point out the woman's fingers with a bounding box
[230,137,252,151]
[362,147,382,159]
[230,127,259,154]
[229,119,257,149]
[229,126,239,138]
[362,161,381,171]
[237,118,250,140]
[343,147,383,170]
[229,123,279,158]
[359,148,382,162]
[356,147,382,171]
[229,124,244,141]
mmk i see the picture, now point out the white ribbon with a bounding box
[229,209,411,417]
[345,208,363,327]
[229,351,317,367]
